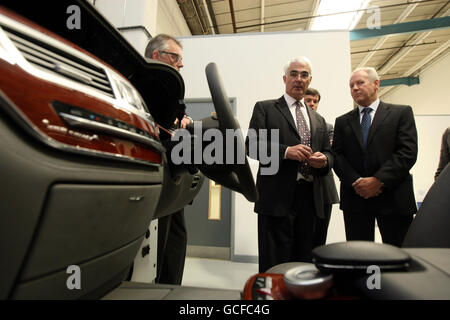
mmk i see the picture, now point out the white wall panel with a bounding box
[383,53,450,208]
[95,0,127,27]
[94,0,190,56]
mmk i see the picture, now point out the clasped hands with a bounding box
[352,177,383,199]
[173,115,192,129]
[286,144,327,168]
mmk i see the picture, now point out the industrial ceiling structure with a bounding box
[176,0,450,97]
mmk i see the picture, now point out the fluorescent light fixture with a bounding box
[311,0,371,31]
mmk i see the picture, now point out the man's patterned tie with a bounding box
[295,101,312,178]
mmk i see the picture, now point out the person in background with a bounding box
[304,88,320,112]
[144,34,190,284]
[332,67,418,247]
[247,57,333,272]
[304,88,339,248]
[434,127,450,180]
[145,33,192,128]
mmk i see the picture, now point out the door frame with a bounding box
[184,97,237,260]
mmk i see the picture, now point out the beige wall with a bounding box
[382,52,450,206]
[382,52,450,115]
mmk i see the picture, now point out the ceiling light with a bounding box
[311,0,371,31]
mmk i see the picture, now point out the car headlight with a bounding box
[110,72,147,112]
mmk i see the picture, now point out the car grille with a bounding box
[2,26,114,97]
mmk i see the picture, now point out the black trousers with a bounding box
[156,209,187,285]
[343,210,413,247]
[312,203,332,248]
[257,181,316,273]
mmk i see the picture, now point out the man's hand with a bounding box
[180,115,192,129]
[352,177,383,199]
[173,115,192,129]
[286,144,312,161]
[307,152,327,168]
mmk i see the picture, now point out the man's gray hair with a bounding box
[283,56,313,75]
[352,67,379,82]
[145,34,182,59]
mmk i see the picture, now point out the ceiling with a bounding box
[177,0,450,97]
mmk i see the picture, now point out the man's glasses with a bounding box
[159,50,183,62]
[289,70,310,79]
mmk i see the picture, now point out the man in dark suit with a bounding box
[332,67,418,247]
[247,57,333,273]
[304,88,339,247]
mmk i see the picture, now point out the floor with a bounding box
[180,218,383,292]
[182,257,259,291]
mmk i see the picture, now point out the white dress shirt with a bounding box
[358,98,380,124]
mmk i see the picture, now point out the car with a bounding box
[0,0,255,300]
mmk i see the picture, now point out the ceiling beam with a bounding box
[204,0,218,34]
[228,0,237,33]
[190,0,207,34]
[350,15,450,41]
[357,2,418,68]
[378,31,432,74]
[260,0,265,32]
[305,0,320,31]
[380,40,450,97]
[405,40,450,77]
[353,41,436,55]
[377,7,450,75]
[380,77,420,87]
[235,0,439,31]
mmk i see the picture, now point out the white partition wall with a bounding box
[412,116,450,203]
[179,31,354,261]
[94,0,190,56]
[382,53,450,224]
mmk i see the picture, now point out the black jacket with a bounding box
[332,101,418,215]
[246,96,333,219]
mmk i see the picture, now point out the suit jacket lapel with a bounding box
[367,101,390,147]
[306,107,319,150]
[276,96,300,139]
[348,108,364,150]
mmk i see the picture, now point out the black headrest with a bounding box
[312,241,411,273]
[402,163,450,248]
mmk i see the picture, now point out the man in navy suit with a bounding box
[247,57,333,272]
[332,67,418,247]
